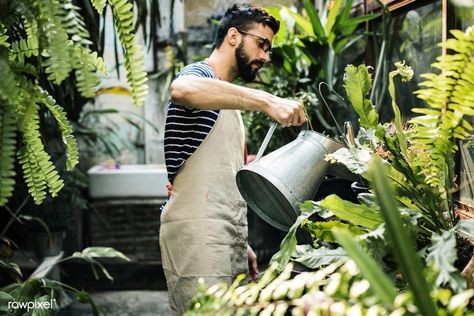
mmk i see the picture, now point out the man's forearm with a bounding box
[170,76,271,113]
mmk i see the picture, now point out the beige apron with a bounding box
[159,109,248,315]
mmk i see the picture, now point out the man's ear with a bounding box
[226,27,241,48]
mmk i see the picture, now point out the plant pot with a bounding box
[32,231,65,257]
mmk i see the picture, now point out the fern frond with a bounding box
[71,46,108,98]
[10,37,39,65]
[0,22,9,48]
[0,104,17,206]
[72,47,100,98]
[17,101,63,205]
[91,0,107,14]
[411,28,474,189]
[109,0,148,106]
[38,0,74,84]
[39,89,79,171]
[0,57,21,105]
[59,0,93,46]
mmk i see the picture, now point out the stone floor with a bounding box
[57,290,171,316]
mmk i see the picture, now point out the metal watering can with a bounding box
[236,121,353,231]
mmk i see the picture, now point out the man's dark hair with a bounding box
[213,4,280,49]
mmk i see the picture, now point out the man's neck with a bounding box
[207,50,237,82]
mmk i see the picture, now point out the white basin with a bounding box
[87,164,168,199]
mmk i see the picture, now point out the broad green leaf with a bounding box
[270,203,321,272]
[303,220,366,243]
[318,194,383,229]
[343,65,378,128]
[282,7,314,37]
[333,228,397,305]
[291,245,349,269]
[369,156,438,316]
[303,0,325,39]
[325,0,343,37]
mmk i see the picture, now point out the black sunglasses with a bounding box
[237,29,272,55]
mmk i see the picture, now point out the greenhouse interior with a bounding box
[1,0,474,315]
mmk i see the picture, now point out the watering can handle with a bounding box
[254,122,308,161]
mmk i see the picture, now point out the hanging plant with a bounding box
[0,0,148,206]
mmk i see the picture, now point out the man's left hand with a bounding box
[247,245,259,282]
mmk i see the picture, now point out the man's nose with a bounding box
[259,50,271,62]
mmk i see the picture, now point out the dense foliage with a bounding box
[186,26,474,316]
[0,0,148,206]
[243,0,378,153]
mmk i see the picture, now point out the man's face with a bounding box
[235,42,263,82]
[235,24,274,82]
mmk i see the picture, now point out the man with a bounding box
[160,4,306,315]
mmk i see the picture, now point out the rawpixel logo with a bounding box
[8,299,56,313]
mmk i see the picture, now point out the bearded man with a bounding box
[160,4,306,315]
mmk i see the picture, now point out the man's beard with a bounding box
[235,42,264,82]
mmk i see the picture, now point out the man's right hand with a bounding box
[265,96,307,128]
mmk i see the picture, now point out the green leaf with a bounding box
[109,0,148,106]
[282,7,314,37]
[91,0,107,14]
[369,156,438,316]
[0,106,16,206]
[426,228,466,292]
[343,64,378,128]
[325,0,343,37]
[291,245,349,269]
[303,220,366,243]
[30,295,53,316]
[303,0,325,39]
[318,194,383,230]
[269,202,321,272]
[333,228,397,305]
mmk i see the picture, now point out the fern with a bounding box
[0,0,146,207]
[0,25,21,105]
[17,101,64,205]
[40,89,79,171]
[38,0,74,84]
[59,0,93,46]
[0,23,9,48]
[10,36,40,65]
[91,0,107,14]
[0,105,17,205]
[108,0,148,106]
[411,28,474,189]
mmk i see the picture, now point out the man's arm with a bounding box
[170,76,306,127]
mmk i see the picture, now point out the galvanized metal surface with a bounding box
[237,129,344,231]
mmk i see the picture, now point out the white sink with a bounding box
[87,164,168,199]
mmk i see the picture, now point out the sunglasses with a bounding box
[237,29,272,55]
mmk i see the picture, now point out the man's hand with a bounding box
[265,96,307,128]
[247,245,259,282]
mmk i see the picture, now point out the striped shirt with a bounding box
[164,61,219,183]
